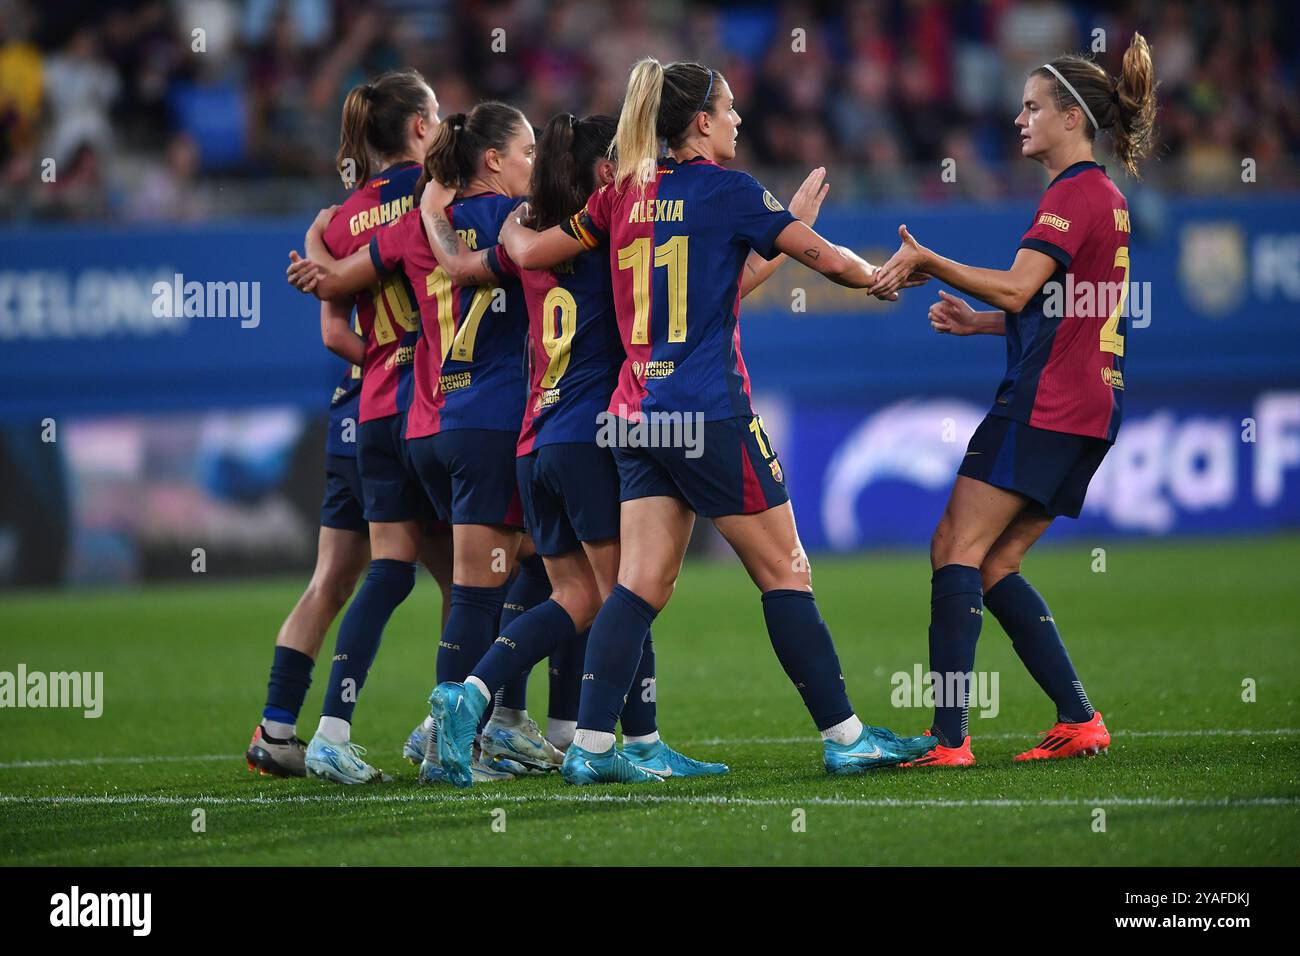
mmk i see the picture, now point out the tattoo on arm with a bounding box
[804,248,820,260]
[432,216,460,257]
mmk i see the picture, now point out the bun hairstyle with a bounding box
[527,113,617,231]
[420,101,529,193]
[613,59,720,194]
[336,68,431,188]
[1034,32,1158,179]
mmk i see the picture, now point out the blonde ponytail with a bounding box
[613,58,665,194]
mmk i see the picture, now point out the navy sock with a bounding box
[263,646,314,726]
[549,628,588,723]
[576,585,657,734]
[985,572,1094,723]
[321,559,415,722]
[437,583,508,684]
[761,589,853,731]
[618,632,658,738]
[473,599,577,699]
[495,555,552,711]
[927,564,984,747]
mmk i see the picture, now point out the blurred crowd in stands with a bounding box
[2,0,1296,222]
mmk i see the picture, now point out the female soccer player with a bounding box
[457,59,935,785]
[419,114,829,786]
[247,68,454,782]
[871,34,1158,765]
[289,102,550,783]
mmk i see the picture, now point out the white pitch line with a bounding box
[0,728,1296,771]
[0,793,1297,810]
[0,754,235,770]
[680,728,1300,747]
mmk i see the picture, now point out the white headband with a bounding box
[1042,63,1099,131]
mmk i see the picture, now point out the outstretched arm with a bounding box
[320,297,366,364]
[499,202,585,270]
[873,225,1056,313]
[419,178,501,285]
[740,166,830,298]
[772,220,919,298]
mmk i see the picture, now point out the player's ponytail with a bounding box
[614,59,722,195]
[529,113,616,231]
[420,102,528,193]
[1034,32,1158,179]
[335,68,432,189]
[337,84,374,188]
[1112,32,1158,180]
[613,58,664,193]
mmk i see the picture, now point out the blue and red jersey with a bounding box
[561,156,795,421]
[370,192,529,440]
[515,248,623,455]
[368,208,446,441]
[999,161,1130,442]
[322,161,422,424]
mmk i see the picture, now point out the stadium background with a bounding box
[1,0,1298,588]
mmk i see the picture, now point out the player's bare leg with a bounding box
[713,502,934,773]
[615,496,695,610]
[247,526,369,777]
[277,527,371,659]
[712,500,809,592]
[419,528,454,631]
[980,507,1108,761]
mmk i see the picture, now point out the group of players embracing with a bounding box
[245,34,1157,788]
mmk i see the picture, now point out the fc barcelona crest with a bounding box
[769,458,784,483]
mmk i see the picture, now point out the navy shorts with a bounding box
[408,429,524,528]
[958,413,1111,519]
[518,443,622,557]
[357,412,425,524]
[319,454,367,533]
[612,414,790,518]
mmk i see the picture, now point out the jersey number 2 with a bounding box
[1099,246,1128,356]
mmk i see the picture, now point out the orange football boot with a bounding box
[1014,712,1110,761]
[901,730,976,767]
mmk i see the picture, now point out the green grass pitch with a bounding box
[1,535,1297,866]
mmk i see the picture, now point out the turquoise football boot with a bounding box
[823,724,937,775]
[428,682,489,788]
[622,739,729,778]
[418,754,516,785]
[561,743,665,786]
[304,733,388,784]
